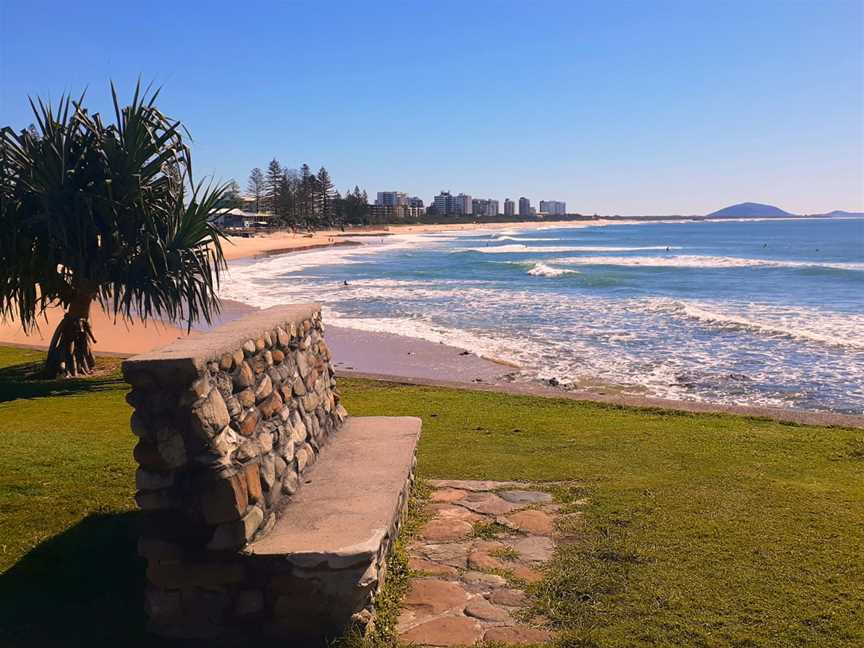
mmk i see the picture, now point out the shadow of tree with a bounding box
[0,359,126,403]
[0,512,148,647]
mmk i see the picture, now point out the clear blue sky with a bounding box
[1,0,862,214]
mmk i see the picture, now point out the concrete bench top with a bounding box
[246,416,421,569]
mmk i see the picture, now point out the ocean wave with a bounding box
[456,244,679,254]
[493,235,563,242]
[550,255,864,270]
[644,298,864,350]
[526,263,580,277]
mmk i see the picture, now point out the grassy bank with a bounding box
[0,346,861,646]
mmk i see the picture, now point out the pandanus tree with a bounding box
[0,83,228,377]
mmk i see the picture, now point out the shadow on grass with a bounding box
[0,359,126,403]
[0,511,148,647]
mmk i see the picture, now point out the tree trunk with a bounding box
[44,290,98,378]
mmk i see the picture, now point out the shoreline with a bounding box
[219,217,639,262]
[1,219,860,424]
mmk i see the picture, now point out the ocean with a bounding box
[220,217,864,414]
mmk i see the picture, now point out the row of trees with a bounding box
[245,161,373,229]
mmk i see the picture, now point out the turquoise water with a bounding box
[222,218,864,414]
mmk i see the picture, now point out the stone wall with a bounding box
[122,305,350,636]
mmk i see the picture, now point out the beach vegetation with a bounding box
[0,83,228,377]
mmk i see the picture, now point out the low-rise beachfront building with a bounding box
[209,208,270,229]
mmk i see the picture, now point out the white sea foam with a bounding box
[493,235,563,242]
[550,255,864,270]
[457,244,678,254]
[642,298,864,350]
[526,263,580,277]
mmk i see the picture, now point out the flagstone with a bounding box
[402,579,470,615]
[421,518,474,542]
[505,510,556,535]
[409,557,459,577]
[497,489,554,505]
[399,616,484,647]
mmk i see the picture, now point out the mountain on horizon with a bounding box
[707,202,795,218]
[818,210,864,218]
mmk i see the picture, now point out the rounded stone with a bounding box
[233,362,255,390]
[237,388,255,408]
[490,588,527,607]
[465,597,512,622]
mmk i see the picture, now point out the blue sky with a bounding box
[1,0,862,214]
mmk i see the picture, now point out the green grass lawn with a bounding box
[1,346,862,647]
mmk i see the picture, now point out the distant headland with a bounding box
[706,202,863,218]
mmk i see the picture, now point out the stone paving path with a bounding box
[398,480,566,646]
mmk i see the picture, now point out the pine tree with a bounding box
[265,159,283,215]
[298,164,312,224]
[219,179,243,209]
[247,168,265,213]
[277,171,296,229]
[316,167,335,226]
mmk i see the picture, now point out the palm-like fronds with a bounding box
[0,82,228,374]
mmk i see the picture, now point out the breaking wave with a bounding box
[551,255,864,270]
[526,263,580,277]
[643,298,864,350]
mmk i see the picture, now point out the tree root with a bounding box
[44,314,98,378]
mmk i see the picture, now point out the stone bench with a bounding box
[122,305,421,640]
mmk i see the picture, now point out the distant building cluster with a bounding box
[425,191,566,218]
[539,200,567,216]
[371,191,425,221]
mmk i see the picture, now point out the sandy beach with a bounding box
[219,218,632,261]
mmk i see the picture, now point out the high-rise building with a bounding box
[504,199,515,217]
[454,193,472,215]
[432,191,453,215]
[375,191,408,207]
[518,197,531,217]
[471,198,499,217]
[408,196,424,208]
[539,200,567,216]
